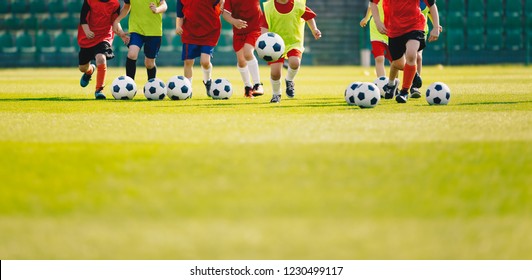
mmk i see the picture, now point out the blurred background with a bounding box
[0,0,531,68]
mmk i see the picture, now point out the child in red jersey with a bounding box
[262,0,321,103]
[78,0,127,99]
[370,0,440,103]
[176,0,224,97]
[222,0,265,98]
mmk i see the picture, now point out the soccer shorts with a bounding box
[181,43,215,60]
[371,41,392,62]
[388,30,426,61]
[128,33,162,59]
[78,41,114,65]
[233,30,261,52]
[268,48,302,65]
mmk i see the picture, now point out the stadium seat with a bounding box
[466,0,485,16]
[504,15,523,29]
[21,15,38,30]
[48,0,66,14]
[486,0,503,13]
[29,0,47,14]
[171,33,182,52]
[0,31,17,53]
[0,0,11,14]
[10,0,28,14]
[166,0,176,13]
[55,31,75,53]
[486,11,503,28]
[486,28,504,51]
[446,12,464,29]
[66,0,82,14]
[61,14,79,31]
[447,28,465,51]
[505,28,523,51]
[159,32,173,52]
[3,16,22,31]
[466,11,484,30]
[35,30,56,53]
[447,0,465,16]
[527,0,532,16]
[505,0,523,17]
[162,14,174,31]
[467,29,485,51]
[41,16,61,30]
[17,30,36,53]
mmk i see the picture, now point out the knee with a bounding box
[95,54,106,65]
[145,59,155,69]
[78,64,89,72]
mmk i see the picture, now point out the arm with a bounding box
[150,0,167,14]
[427,12,442,33]
[113,3,130,34]
[175,0,184,35]
[306,18,321,40]
[369,1,385,34]
[222,8,248,29]
[360,6,371,28]
[427,2,440,42]
[79,0,94,39]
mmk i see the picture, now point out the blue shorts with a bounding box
[181,43,214,60]
[128,33,162,59]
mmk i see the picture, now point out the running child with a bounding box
[359,1,391,77]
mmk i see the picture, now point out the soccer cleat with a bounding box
[244,86,254,98]
[203,79,212,97]
[383,80,399,99]
[412,72,422,88]
[395,89,409,103]
[270,94,281,103]
[410,87,421,98]
[285,80,295,98]
[94,87,106,100]
[80,64,95,87]
[252,83,264,96]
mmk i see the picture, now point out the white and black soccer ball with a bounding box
[210,78,233,100]
[166,75,192,100]
[354,82,380,108]
[344,81,362,105]
[373,76,389,98]
[255,32,285,62]
[143,78,166,100]
[426,82,451,105]
[111,75,137,100]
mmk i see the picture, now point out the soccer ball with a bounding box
[373,76,388,98]
[425,82,451,105]
[210,78,233,99]
[354,82,380,108]
[255,32,285,62]
[111,75,137,100]
[143,78,166,100]
[344,82,362,105]
[166,75,192,100]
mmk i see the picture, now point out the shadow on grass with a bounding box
[457,100,532,106]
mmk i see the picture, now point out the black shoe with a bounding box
[204,79,212,97]
[285,80,295,98]
[383,80,399,99]
[270,94,281,103]
[252,83,264,96]
[412,72,422,88]
[244,86,254,98]
[94,87,106,100]
[410,87,421,98]
[395,89,409,103]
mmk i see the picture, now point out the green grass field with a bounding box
[0,65,531,259]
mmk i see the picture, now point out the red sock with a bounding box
[402,63,417,91]
[96,64,107,90]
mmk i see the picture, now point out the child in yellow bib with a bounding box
[262,0,321,103]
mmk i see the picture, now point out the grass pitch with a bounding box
[0,65,531,259]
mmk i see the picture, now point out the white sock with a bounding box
[238,65,252,87]
[286,66,299,81]
[187,77,193,84]
[202,63,212,83]
[247,56,261,85]
[271,78,281,95]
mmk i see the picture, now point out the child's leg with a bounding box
[200,53,212,84]
[269,62,283,103]
[401,40,419,91]
[94,53,107,91]
[416,50,423,75]
[236,48,252,88]
[126,45,141,79]
[184,59,194,81]
[145,57,156,80]
[374,55,386,77]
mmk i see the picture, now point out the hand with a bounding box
[428,28,440,42]
[175,26,183,35]
[438,25,443,33]
[232,19,248,29]
[312,28,322,40]
[85,30,95,39]
[149,2,157,13]
[375,21,386,35]
[360,18,368,27]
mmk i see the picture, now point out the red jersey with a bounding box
[371,0,433,38]
[77,0,120,48]
[177,0,222,46]
[261,0,316,29]
[223,0,264,35]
